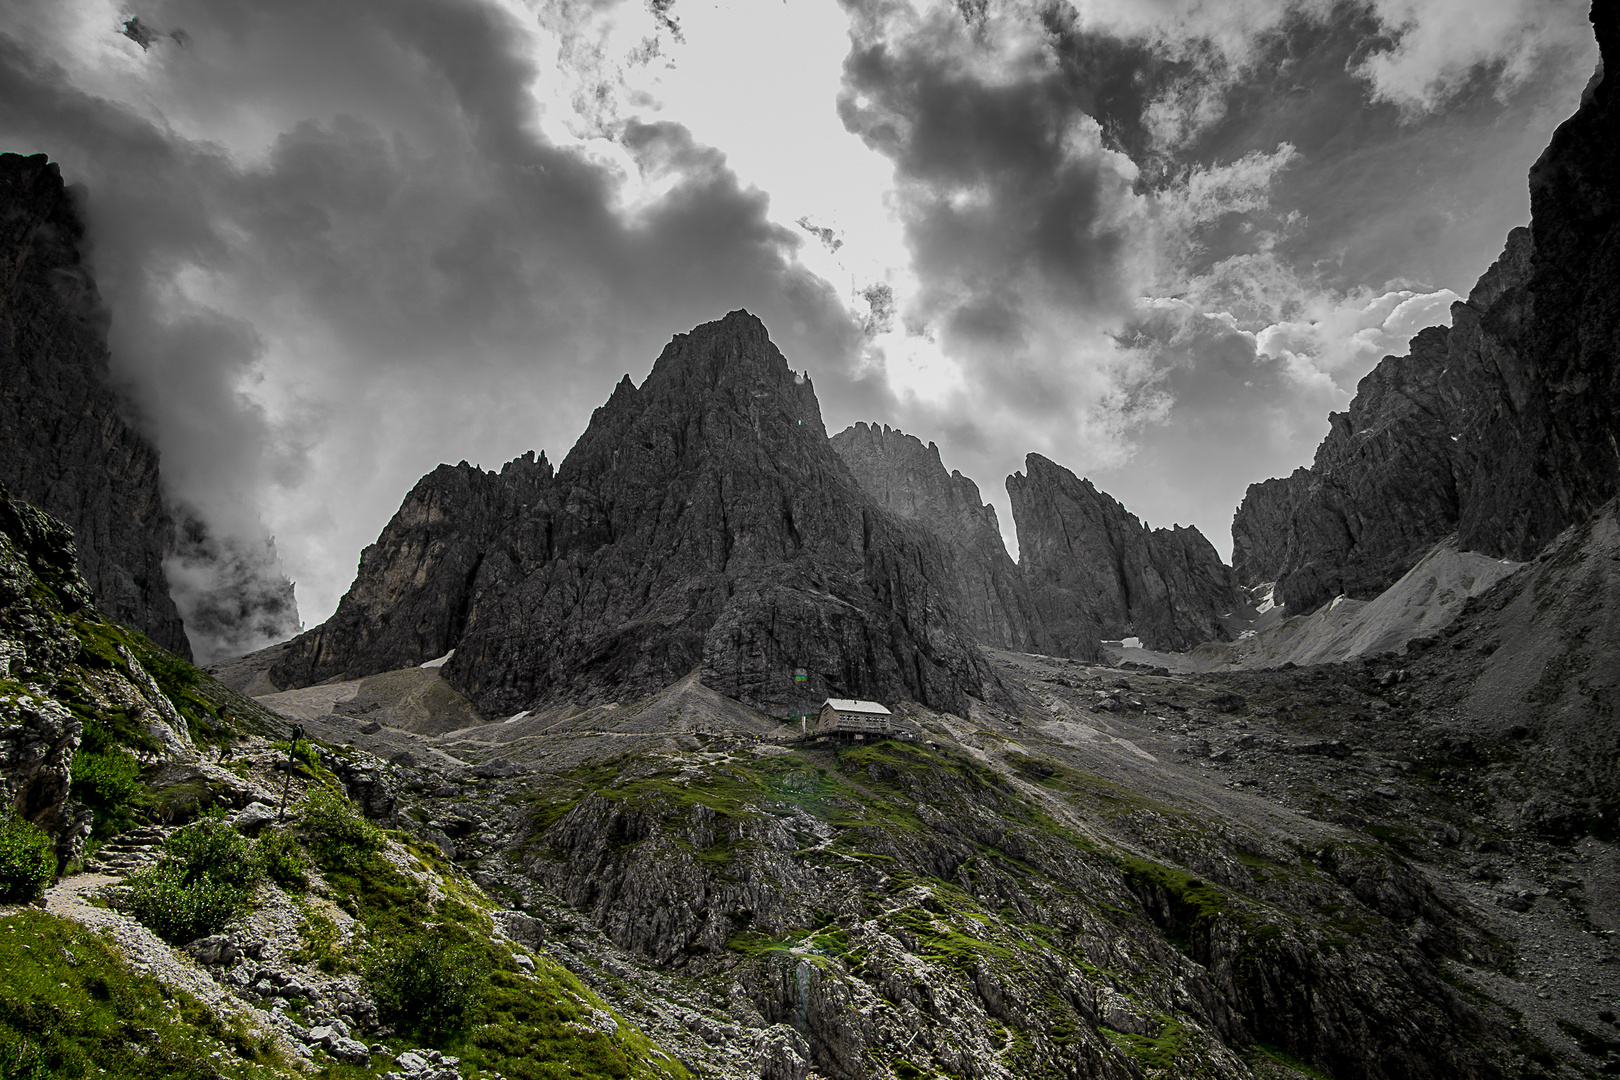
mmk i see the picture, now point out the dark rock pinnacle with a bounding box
[274,311,1000,717]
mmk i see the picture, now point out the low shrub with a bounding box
[120,864,249,945]
[0,816,56,903]
[364,929,488,1042]
[68,748,143,838]
[291,902,347,974]
[165,813,263,889]
[257,829,308,889]
[300,787,383,873]
[270,739,322,777]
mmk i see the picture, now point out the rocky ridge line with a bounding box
[1232,5,1619,611]
[830,422,1054,654]
[273,311,999,718]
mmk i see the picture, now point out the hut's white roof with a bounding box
[823,698,891,716]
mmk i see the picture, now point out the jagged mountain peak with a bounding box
[642,309,813,400]
[1014,453,1162,534]
[558,311,827,490]
[498,449,552,480]
[832,420,1055,655]
[273,312,996,716]
[1009,453,1237,653]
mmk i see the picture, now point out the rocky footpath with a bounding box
[0,153,190,656]
[831,422,1054,655]
[1232,4,1619,612]
[1009,453,1240,654]
[5,715,691,1080]
[274,311,999,719]
[0,481,314,877]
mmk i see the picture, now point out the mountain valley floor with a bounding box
[214,626,1620,1080]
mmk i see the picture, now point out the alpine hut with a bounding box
[814,698,894,738]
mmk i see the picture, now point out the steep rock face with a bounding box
[275,312,996,717]
[830,422,1053,653]
[0,153,189,656]
[1232,325,1462,607]
[270,452,554,687]
[1233,6,1619,610]
[1009,454,1239,653]
[1229,472,1300,586]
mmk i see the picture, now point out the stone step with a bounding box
[91,826,176,876]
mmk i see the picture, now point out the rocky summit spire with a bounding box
[831,421,1055,654]
[1009,454,1239,654]
[274,311,998,716]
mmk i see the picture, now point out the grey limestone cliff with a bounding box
[269,452,553,688]
[1009,454,1239,654]
[0,153,189,656]
[1232,324,1462,608]
[830,422,1053,654]
[1233,4,1620,611]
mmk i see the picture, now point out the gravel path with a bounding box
[42,873,304,1061]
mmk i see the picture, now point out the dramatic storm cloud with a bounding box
[0,0,1598,654]
[829,0,1594,548]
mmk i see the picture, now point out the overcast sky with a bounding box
[0,0,1597,653]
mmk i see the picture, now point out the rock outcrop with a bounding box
[269,452,553,686]
[1229,472,1300,587]
[274,312,997,717]
[1008,454,1239,654]
[0,486,88,850]
[1231,325,1463,608]
[1233,6,1619,611]
[0,153,189,656]
[831,423,1052,653]
[0,483,267,862]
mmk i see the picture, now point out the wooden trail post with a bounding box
[278,724,305,823]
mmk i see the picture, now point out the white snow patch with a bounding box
[505,710,530,724]
[420,650,454,669]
